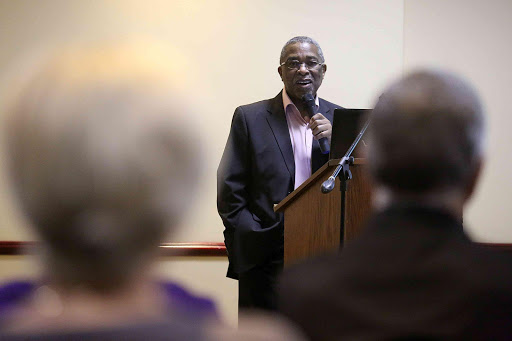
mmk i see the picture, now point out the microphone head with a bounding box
[302,93,315,105]
[321,177,336,194]
[302,93,316,118]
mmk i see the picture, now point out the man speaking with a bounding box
[217,36,342,311]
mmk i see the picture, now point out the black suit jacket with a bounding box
[278,204,512,340]
[217,91,341,279]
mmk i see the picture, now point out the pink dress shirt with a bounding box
[282,88,320,190]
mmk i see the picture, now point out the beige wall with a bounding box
[403,0,512,241]
[0,0,404,324]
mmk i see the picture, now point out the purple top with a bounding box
[0,280,218,327]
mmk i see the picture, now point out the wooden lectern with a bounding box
[274,158,372,266]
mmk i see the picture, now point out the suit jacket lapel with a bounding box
[266,91,295,182]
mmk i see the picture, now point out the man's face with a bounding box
[278,42,327,104]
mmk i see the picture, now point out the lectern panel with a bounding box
[276,159,372,266]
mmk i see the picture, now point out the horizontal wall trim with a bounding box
[0,241,228,257]
[1,241,512,257]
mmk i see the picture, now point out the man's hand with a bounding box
[309,113,332,145]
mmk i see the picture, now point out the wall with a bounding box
[403,0,512,241]
[0,0,404,325]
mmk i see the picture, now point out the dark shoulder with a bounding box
[235,96,278,116]
[231,95,281,126]
[237,98,272,111]
[468,244,512,282]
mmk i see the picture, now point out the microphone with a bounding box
[321,175,336,193]
[302,93,329,154]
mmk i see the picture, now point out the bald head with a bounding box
[368,70,485,195]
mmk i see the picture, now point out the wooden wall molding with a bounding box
[1,241,512,257]
[0,241,227,257]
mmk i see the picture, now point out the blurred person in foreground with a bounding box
[0,43,304,341]
[278,69,512,340]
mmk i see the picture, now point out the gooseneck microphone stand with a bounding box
[321,117,371,246]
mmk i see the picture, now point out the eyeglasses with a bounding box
[280,60,324,71]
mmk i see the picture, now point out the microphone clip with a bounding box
[321,156,354,193]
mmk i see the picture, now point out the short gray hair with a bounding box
[280,36,325,63]
[2,43,200,291]
[368,69,485,193]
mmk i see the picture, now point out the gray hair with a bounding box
[367,69,485,193]
[280,36,325,63]
[2,43,200,291]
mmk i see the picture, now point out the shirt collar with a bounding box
[282,86,319,112]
